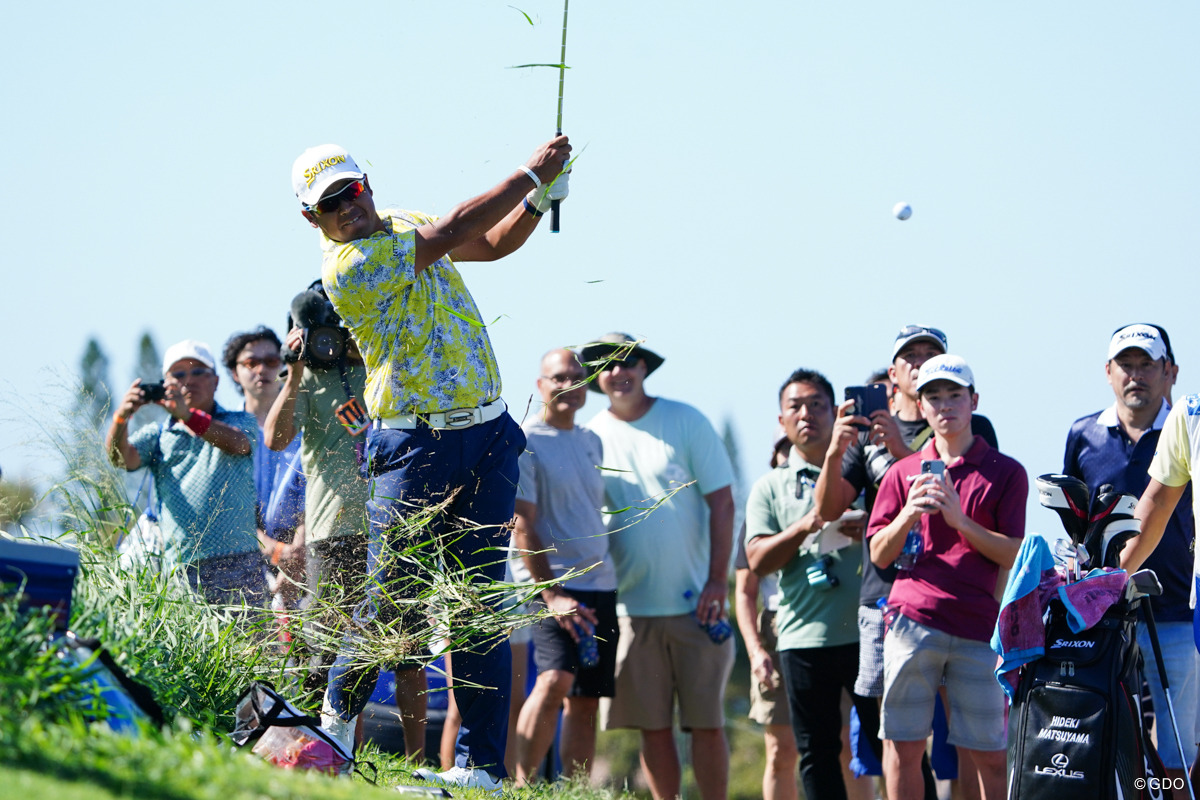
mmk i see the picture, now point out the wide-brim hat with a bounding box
[579,332,665,393]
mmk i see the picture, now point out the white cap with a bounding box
[1107,324,1167,362]
[291,144,365,206]
[162,340,216,375]
[916,354,975,392]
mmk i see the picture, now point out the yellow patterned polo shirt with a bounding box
[319,209,501,418]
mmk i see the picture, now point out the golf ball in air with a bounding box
[893,202,912,221]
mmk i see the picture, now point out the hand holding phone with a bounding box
[918,459,945,510]
[844,385,889,432]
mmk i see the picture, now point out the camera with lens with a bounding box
[283,280,349,370]
[140,381,166,402]
[805,554,840,591]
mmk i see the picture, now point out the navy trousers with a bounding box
[326,411,525,776]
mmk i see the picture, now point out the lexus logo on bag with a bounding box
[1034,753,1085,780]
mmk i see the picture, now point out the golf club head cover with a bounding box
[1082,486,1138,568]
[527,168,570,213]
[1036,474,1091,543]
[1100,518,1141,568]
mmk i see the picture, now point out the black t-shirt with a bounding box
[843,413,999,606]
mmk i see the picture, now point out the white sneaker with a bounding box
[412,765,502,794]
[320,692,357,754]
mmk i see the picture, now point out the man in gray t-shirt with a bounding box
[512,348,616,786]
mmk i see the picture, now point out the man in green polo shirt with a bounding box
[746,368,870,800]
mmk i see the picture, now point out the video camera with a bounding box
[283,279,350,370]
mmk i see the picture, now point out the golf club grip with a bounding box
[550,199,561,232]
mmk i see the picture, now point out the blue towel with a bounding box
[991,534,1057,699]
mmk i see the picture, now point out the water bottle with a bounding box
[577,621,601,669]
[683,590,732,644]
[895,523,923,570]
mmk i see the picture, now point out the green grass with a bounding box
[0,421,779,800]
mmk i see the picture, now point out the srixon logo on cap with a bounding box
[304,155,347,187]
[1116,328,1156,344]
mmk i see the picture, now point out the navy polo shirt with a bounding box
[1063,400,1195,622]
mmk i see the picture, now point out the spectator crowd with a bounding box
[102,131,1199,800]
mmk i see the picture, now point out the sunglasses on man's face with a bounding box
[896,325,947,345]
[600,356,641,372]
[307,180,366,216]
[237,356,282,370]
[168,367,214,382]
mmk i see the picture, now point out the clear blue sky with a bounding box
[3,2,1198,532]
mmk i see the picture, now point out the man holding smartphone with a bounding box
[866,355,1026,800]
[814,326,997,790]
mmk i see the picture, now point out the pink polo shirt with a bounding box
[866,436,1027,641]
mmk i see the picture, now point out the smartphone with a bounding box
[921,459,945,480]
[844,384,889,431]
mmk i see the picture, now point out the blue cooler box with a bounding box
[0,539,80,629]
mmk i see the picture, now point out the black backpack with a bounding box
[1006,596,1170,799]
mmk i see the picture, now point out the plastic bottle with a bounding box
[895,523,923,570]
[683,590,732,644]
[577,621,600,668]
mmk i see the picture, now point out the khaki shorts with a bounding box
[749,608,791,727]
[601,614,734,732]
[881,614,1006,752]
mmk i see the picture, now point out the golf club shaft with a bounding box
[550,0,569,233]
[1143,601,1196,799]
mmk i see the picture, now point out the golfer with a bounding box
[291,135,571,792]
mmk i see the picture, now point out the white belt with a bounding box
[378,399,506,431]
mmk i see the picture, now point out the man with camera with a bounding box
[291,135,570,791]
[1074,324,1199,784]
[866,355,1026,800]
[106,340,265,605]
[745,368,871,800]
[261,283,426,759]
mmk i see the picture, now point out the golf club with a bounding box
[550,0,569,233]
[1082,486,1137,569]
[1036,473,1091,543]
[1140,582,1197,800]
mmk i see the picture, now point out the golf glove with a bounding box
[527,168,569,214]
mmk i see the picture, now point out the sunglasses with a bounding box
[237,356,282,370]
[167,367,214,382]
[896,324,947,344]
[306,180,366,216]
[599,356,640,372]
[541,372,586,385]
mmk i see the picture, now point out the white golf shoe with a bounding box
[411,765,502,794]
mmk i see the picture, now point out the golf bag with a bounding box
[1006,474,1176,799]
[1006,592,1169,798]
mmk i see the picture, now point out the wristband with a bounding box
[271,541,284,566]
[114,413,129,425]
[522,197,544,217]
[517,165,541,189]
[184,409,213,436]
